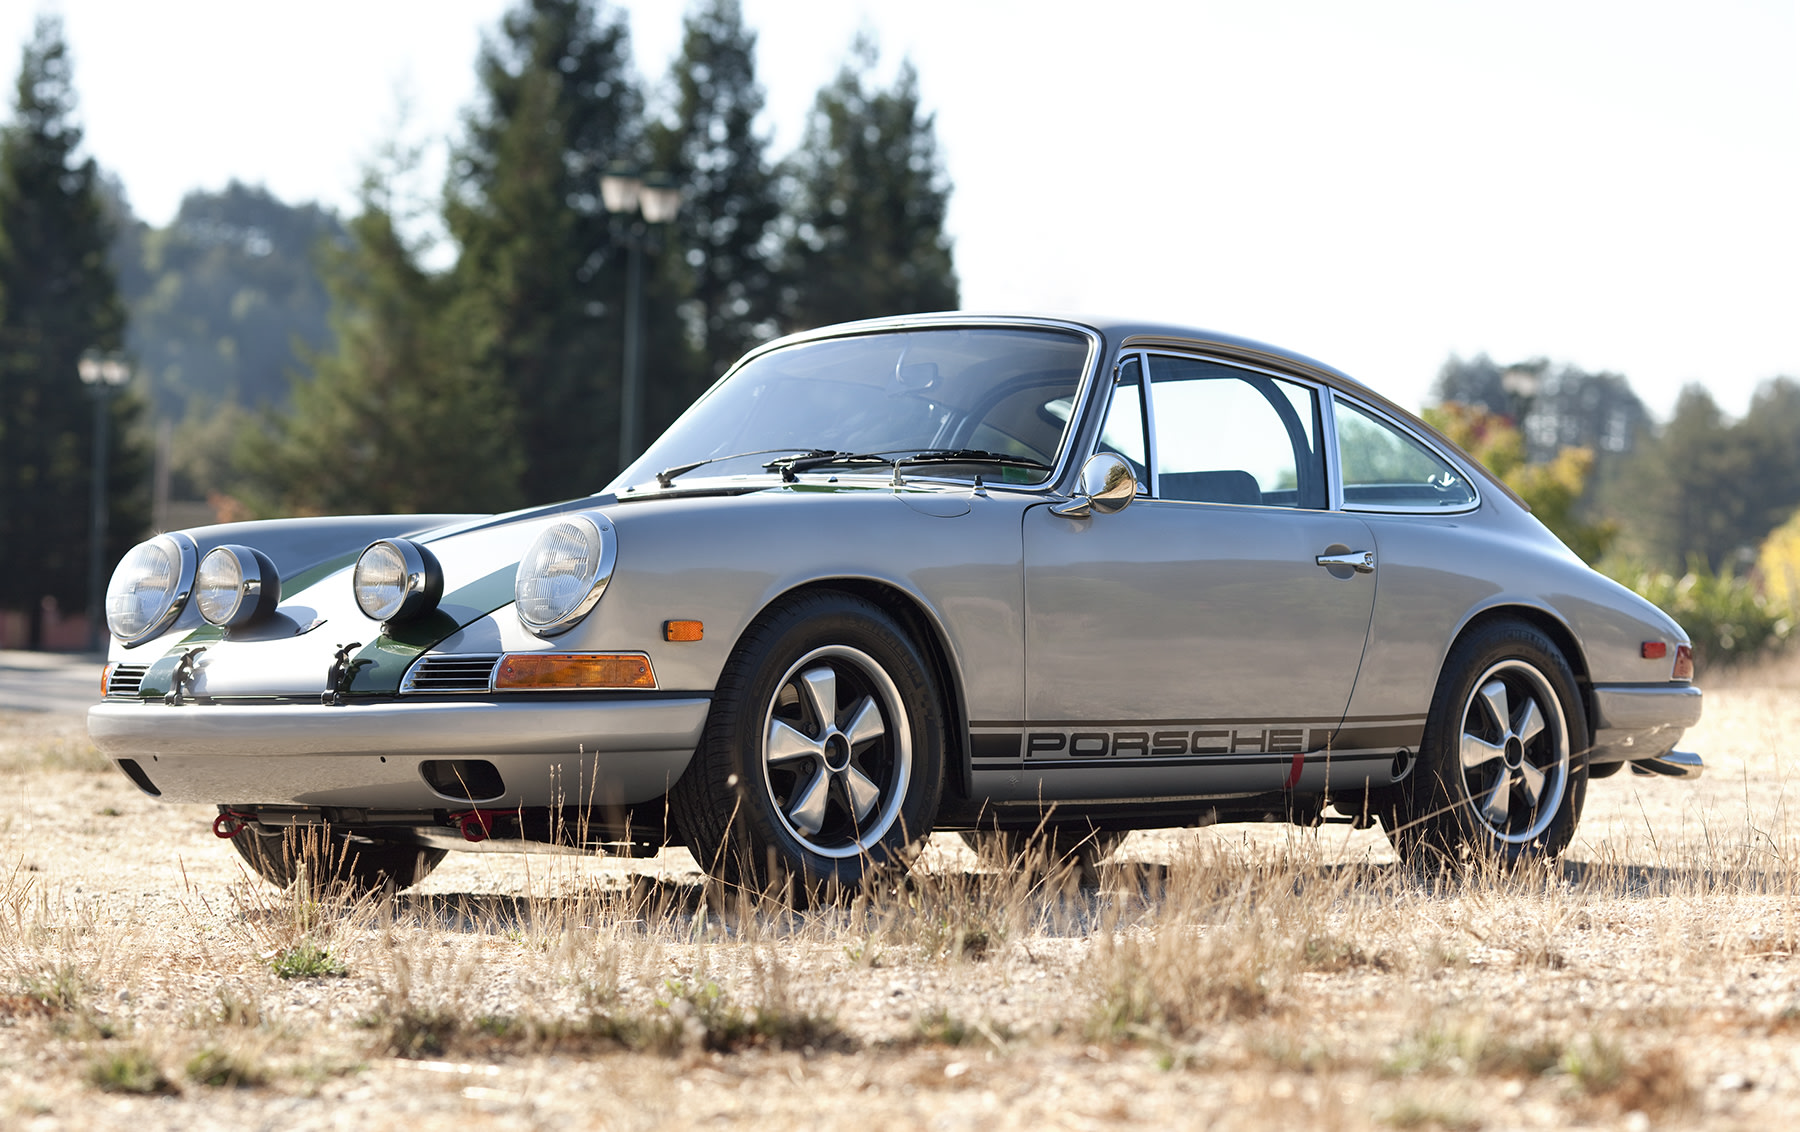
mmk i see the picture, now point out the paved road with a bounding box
[0,649,103,718]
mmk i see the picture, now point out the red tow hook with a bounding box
[450,810,498,842]
[212,809,256,839]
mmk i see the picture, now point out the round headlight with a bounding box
[353,539,443,622]
[515,514,615,637]
[105,533,197,646]
[195,544,281,627]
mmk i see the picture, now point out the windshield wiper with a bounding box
[655,448,833,488]
[765,450,895,480]
[892,449,1053,472]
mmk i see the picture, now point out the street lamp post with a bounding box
[78,350,130,652]
[599,165,682,469]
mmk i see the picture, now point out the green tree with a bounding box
[649,0,781,392]
[0,16,145,645]
[446,0,643,502]
[1606,385,1756,572]
[241,148,523,517]
[782,38,958,330]
[1425,402,1616,562]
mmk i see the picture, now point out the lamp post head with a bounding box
[638,175,682,224]
[79,350,130,387]
[600,163,641,215]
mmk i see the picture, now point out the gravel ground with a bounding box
[0,656,1796,1130]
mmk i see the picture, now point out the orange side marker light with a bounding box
[664,620,704,642]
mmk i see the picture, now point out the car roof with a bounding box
[757,311,1529,514]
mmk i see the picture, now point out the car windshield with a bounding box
[608,326,1095,491]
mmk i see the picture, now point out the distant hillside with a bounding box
[109,180,344,422]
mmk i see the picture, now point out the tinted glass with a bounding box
[1146,356,1325,508]
[611,327,1093,489]
[1335,398,1478,509]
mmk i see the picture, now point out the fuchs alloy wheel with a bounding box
[223,813,445,895]
[672,591,946,893]
[1385,620,1589,866]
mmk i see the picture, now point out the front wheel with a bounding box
[1384,620,1589,866]
[672,591,946,893]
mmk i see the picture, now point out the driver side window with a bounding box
[1145,356,1326,509]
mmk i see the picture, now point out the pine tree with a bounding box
[650,0,781,389]
[446,0,643,502]
[242,147,524,517]
[783,39,958,330]
[0,17,145,646]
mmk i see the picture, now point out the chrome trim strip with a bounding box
[1591,683,1704,730]
[88,696,712,761]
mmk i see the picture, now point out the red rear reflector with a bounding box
[494,653,655,690]
[1672,644,1694,681]
[664,620,704,642]
[1641,641,1667,660]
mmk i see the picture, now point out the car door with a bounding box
[1015,352,1378,801]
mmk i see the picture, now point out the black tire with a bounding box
[1383,620,1589,866]
[224,814,446,895]
[671,591,947,893]
[958,827,1127,881]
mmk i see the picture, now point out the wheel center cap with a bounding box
[823,731,852,773]
[1503,736,1525,769]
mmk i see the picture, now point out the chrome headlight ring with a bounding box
[354,538,444,623]
[105,532,199,647]
[195,544,282,628]
[515,513,617,637]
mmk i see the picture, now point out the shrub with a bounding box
[1605,558,1792,669]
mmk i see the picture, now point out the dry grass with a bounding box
[0,654,1798,1127]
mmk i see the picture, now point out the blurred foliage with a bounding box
[1601,557,1792,670]
[1599,380,1800,573]
[1424,402,1616,563]
[781,36,959,330]
[236,144,525,517]
[120,182,341,419]
[0,16,146,638]
[1755,507,1800,614]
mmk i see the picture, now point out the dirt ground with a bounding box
[2,656,1799,1130]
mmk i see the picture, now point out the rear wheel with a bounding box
[223,814,445,894]
[672,591,946,894]
[1384,620,1589,866]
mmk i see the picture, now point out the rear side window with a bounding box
[1335,398,1478,510]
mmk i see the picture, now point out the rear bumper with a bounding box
[88,696,710,808]
[1587,683,1703,767]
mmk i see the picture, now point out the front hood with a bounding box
[126,505,601,701]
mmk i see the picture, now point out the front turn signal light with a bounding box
[493,653,656,690]
[1672,644,1694,682]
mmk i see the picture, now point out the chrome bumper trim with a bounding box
[1592,683,1703,730]
[88,696,710,761]
[1630,749,1704,779]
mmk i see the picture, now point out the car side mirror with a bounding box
[1052,453,1138,519]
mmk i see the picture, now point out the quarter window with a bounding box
[1335,398,1478,510]
[1145,356,1326,508]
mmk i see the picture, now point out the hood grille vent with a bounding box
[106,665,149,698]
[402,655,500,694]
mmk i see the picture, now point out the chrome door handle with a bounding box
[1316,550,1375,573]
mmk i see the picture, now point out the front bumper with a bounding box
[88,696,711,808]
[1588,683,1703,767]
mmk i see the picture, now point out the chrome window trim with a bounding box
[1331,393,1483,515]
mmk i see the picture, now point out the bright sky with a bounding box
[4,0,1797,419]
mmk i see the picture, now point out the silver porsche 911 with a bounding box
[88,314,1704,891]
